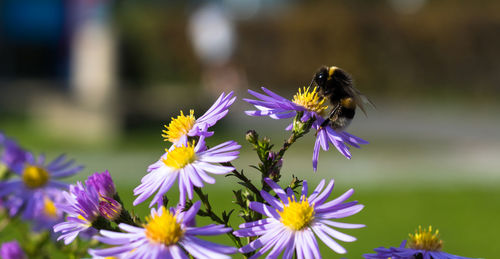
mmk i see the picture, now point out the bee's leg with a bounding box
[320,104,341,129]
[320,118,331,128]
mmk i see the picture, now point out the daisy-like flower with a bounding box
[244,87,367,171]
[162,92,236,147]
[0,132,28,174]
[53,182,100,244]
[134,136,240,207]
[0,153,83,219]
[234,178,365,258]
[89,201,237,259]
[364,226,477,259]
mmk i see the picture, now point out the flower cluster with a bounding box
[1,85,477,259]
[45,92,241,258]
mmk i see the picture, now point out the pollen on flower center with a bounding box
[43,197,58,218]
[162,110,196,143]
[292,87,328,114]
[278,196,315,231]
[22,165,50,189]
[144,207,184,246]
[408,225,443,251]
[162,142,197,170]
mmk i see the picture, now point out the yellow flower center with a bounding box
[43,197,58,218]
[278,196,315,231]
[22,165,50,189]
[408,226,443,251]
[162,110,196,144]
[144,207,184,246]
[162,142,197,170]
[292,87,328,114]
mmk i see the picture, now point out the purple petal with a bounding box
[311,225,347,254]
[263,178,288,202]
[249,201,280,219]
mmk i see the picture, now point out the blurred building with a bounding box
[1,0,499,143]
[0,0,119,144]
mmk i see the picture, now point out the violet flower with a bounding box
[89,201,237,259]
[234,178,365,258]
[162,92,236,147]
[244,87,368,171]
[0,153,83,219]
[364,226,478,259]
[134,136,240,207]
[53,182,100,244]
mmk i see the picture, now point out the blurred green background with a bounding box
[1,0,499,258]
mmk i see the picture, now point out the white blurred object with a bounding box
[388,0,427,15]
[39,4,121,144]
[71,19,117,108]
[188,4,235,66]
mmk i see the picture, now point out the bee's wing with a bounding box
[343,84,375,116]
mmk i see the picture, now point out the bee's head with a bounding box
[314,66,329,88]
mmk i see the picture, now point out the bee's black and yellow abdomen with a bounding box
[329,97,356,130]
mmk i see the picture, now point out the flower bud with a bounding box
[98,196,122,221]
[86,170,116,198]
[245,130,259,145]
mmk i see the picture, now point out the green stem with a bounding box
[273,116,316,167]
[113,193,140,226]
[193,187,244,249]
[223,162,261,197]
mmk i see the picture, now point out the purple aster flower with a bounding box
[89,201,237,259]
[53,182,100,244]
[234,178,365,258]
[0,132,28,173]
[162,91,236,147]
[244,87,368,171]
[0,240,26,259]
[0,153,83,219]
[364,226,478,259]
[86,170,116,198]
[134,136,240,207]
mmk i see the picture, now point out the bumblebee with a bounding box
[310,66,373,130]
